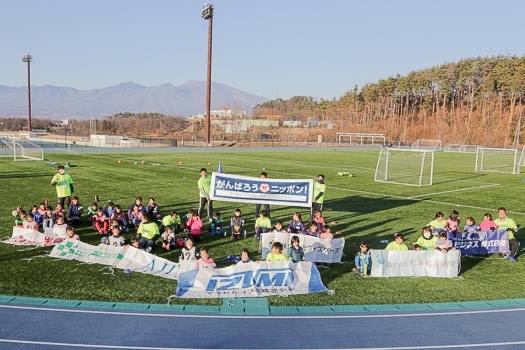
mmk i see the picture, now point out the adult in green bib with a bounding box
[311,174,326,219]
[198,168,213,219]
[50,165,75,208]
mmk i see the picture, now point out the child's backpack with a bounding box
[175,238,185,248]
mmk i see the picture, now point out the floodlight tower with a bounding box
[201,3,214,145]
[22,54,33,131]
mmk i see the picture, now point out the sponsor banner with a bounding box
[1,227,66,247]
[261,231,344,263]
[115,246,192,280]
[50,241,193,280]
[451,230,510,255]
[370,249,461,278]
[210,172,313,207]
[49,240,126,265]
[176,261,328,298]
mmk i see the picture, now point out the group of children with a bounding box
[354,207,520,275]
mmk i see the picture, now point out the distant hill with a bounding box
[0,81,268,119]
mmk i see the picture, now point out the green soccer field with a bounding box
[1,148,524,306]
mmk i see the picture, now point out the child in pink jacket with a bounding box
[186,211,203,242]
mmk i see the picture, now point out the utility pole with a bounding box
[22,54,33,131]
[202,3,214,145]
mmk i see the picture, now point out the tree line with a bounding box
[254,56,525,146]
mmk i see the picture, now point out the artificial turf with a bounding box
[0,148,524,306]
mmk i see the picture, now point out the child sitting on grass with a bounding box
[129,205,144,228]
[266,242,287,261]
[209,211,224,237]
[463,217,480,237]
[288,212,305,234]
[272,221,286,234]
[353,241,371,276]
[385,233,408,251]
[137,214,159,253]
[255,210,272,240]
[52,216,68,237]
[428,211,446,234]
[87,202,98,229]
[230,208,246,240]
[42,207,54,230]
[65,226,79,241]
[446,210,461,238]
[312,210,325,232]
[435,231,453,252]
[289,235,305,263]
[186,210,203,242]
[180,237,199,262]
[53,203,65,221]
[94,208,109,237]
[413,226,437,250]
[237,248,252,264]
[161,226,176,251]
[479,213,496,232]
[12,207,24,226]
[147,197,161,221]
[68,196,83,226]
[195,247,216,269]
[306,222,319,237]
[107,225,126,247]
[111,204,129,233]
[161,210,181,233]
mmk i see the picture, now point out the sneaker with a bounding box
[145,247,152,253]
[507,256,517,262]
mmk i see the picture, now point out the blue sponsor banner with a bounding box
[175,261,328,298]
[451,230,510,256]
[210,172,313,207]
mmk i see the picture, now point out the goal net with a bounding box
[412,139,442,151]
[337,133,385,146]
[475,147,519,174]
[374,148,434,186]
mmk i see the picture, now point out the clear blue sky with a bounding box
[2,0,524,99]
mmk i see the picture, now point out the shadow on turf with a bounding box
[431,171,488,185]
[0,172,52,179]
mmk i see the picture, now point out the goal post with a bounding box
[444,144,478,153]
[412,139,442,151]
[374,148,435,186]
[337,132,386,146]
[475,147,519,174]
[0,135,44,161]
[520,146,525,167]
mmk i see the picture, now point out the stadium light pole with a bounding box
[202,3,214,145]
[22,54,33,132]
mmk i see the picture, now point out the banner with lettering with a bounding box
[176,261,328,298]
[451,230,510,256]
[49,241,194,280]
[210,172,313,207]
[261,231,345,263]
[1,227,66,247]
[370,249,461,278]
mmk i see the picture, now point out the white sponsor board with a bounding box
[1,227,66,247]
[261,231,344,263]
[370,249,461,278]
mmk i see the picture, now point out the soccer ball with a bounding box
[118,160,122,164]
[207,161,211,166]
[178,161,183,165]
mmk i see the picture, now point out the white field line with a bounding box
[74,153,525,216]
[1,338,525,350]
[1,303,525,319]
[410,184,500,198]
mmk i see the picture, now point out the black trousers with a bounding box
[198,197,213,219]
[311,202,323,219]
[58,196,71,209]
[509,239,520,258]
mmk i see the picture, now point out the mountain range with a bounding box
[0,81,268,119]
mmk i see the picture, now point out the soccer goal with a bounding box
[374,148,435,186]
[412,139,442,151]
[0,135,44,161]
[337,133,386,146]
[520,146,525,168]
[475,147,519,174]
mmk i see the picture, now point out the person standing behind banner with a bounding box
[311,174,326,219]
[255,171,271,219]
[50,165,74,208]
[198,168,213,219]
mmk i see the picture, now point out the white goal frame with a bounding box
[412,139,442,151]
[475,147,519,175]
[374,148,435,186]
[0,135,44,161]
[519,146,525,168]
[337,132,386,146]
